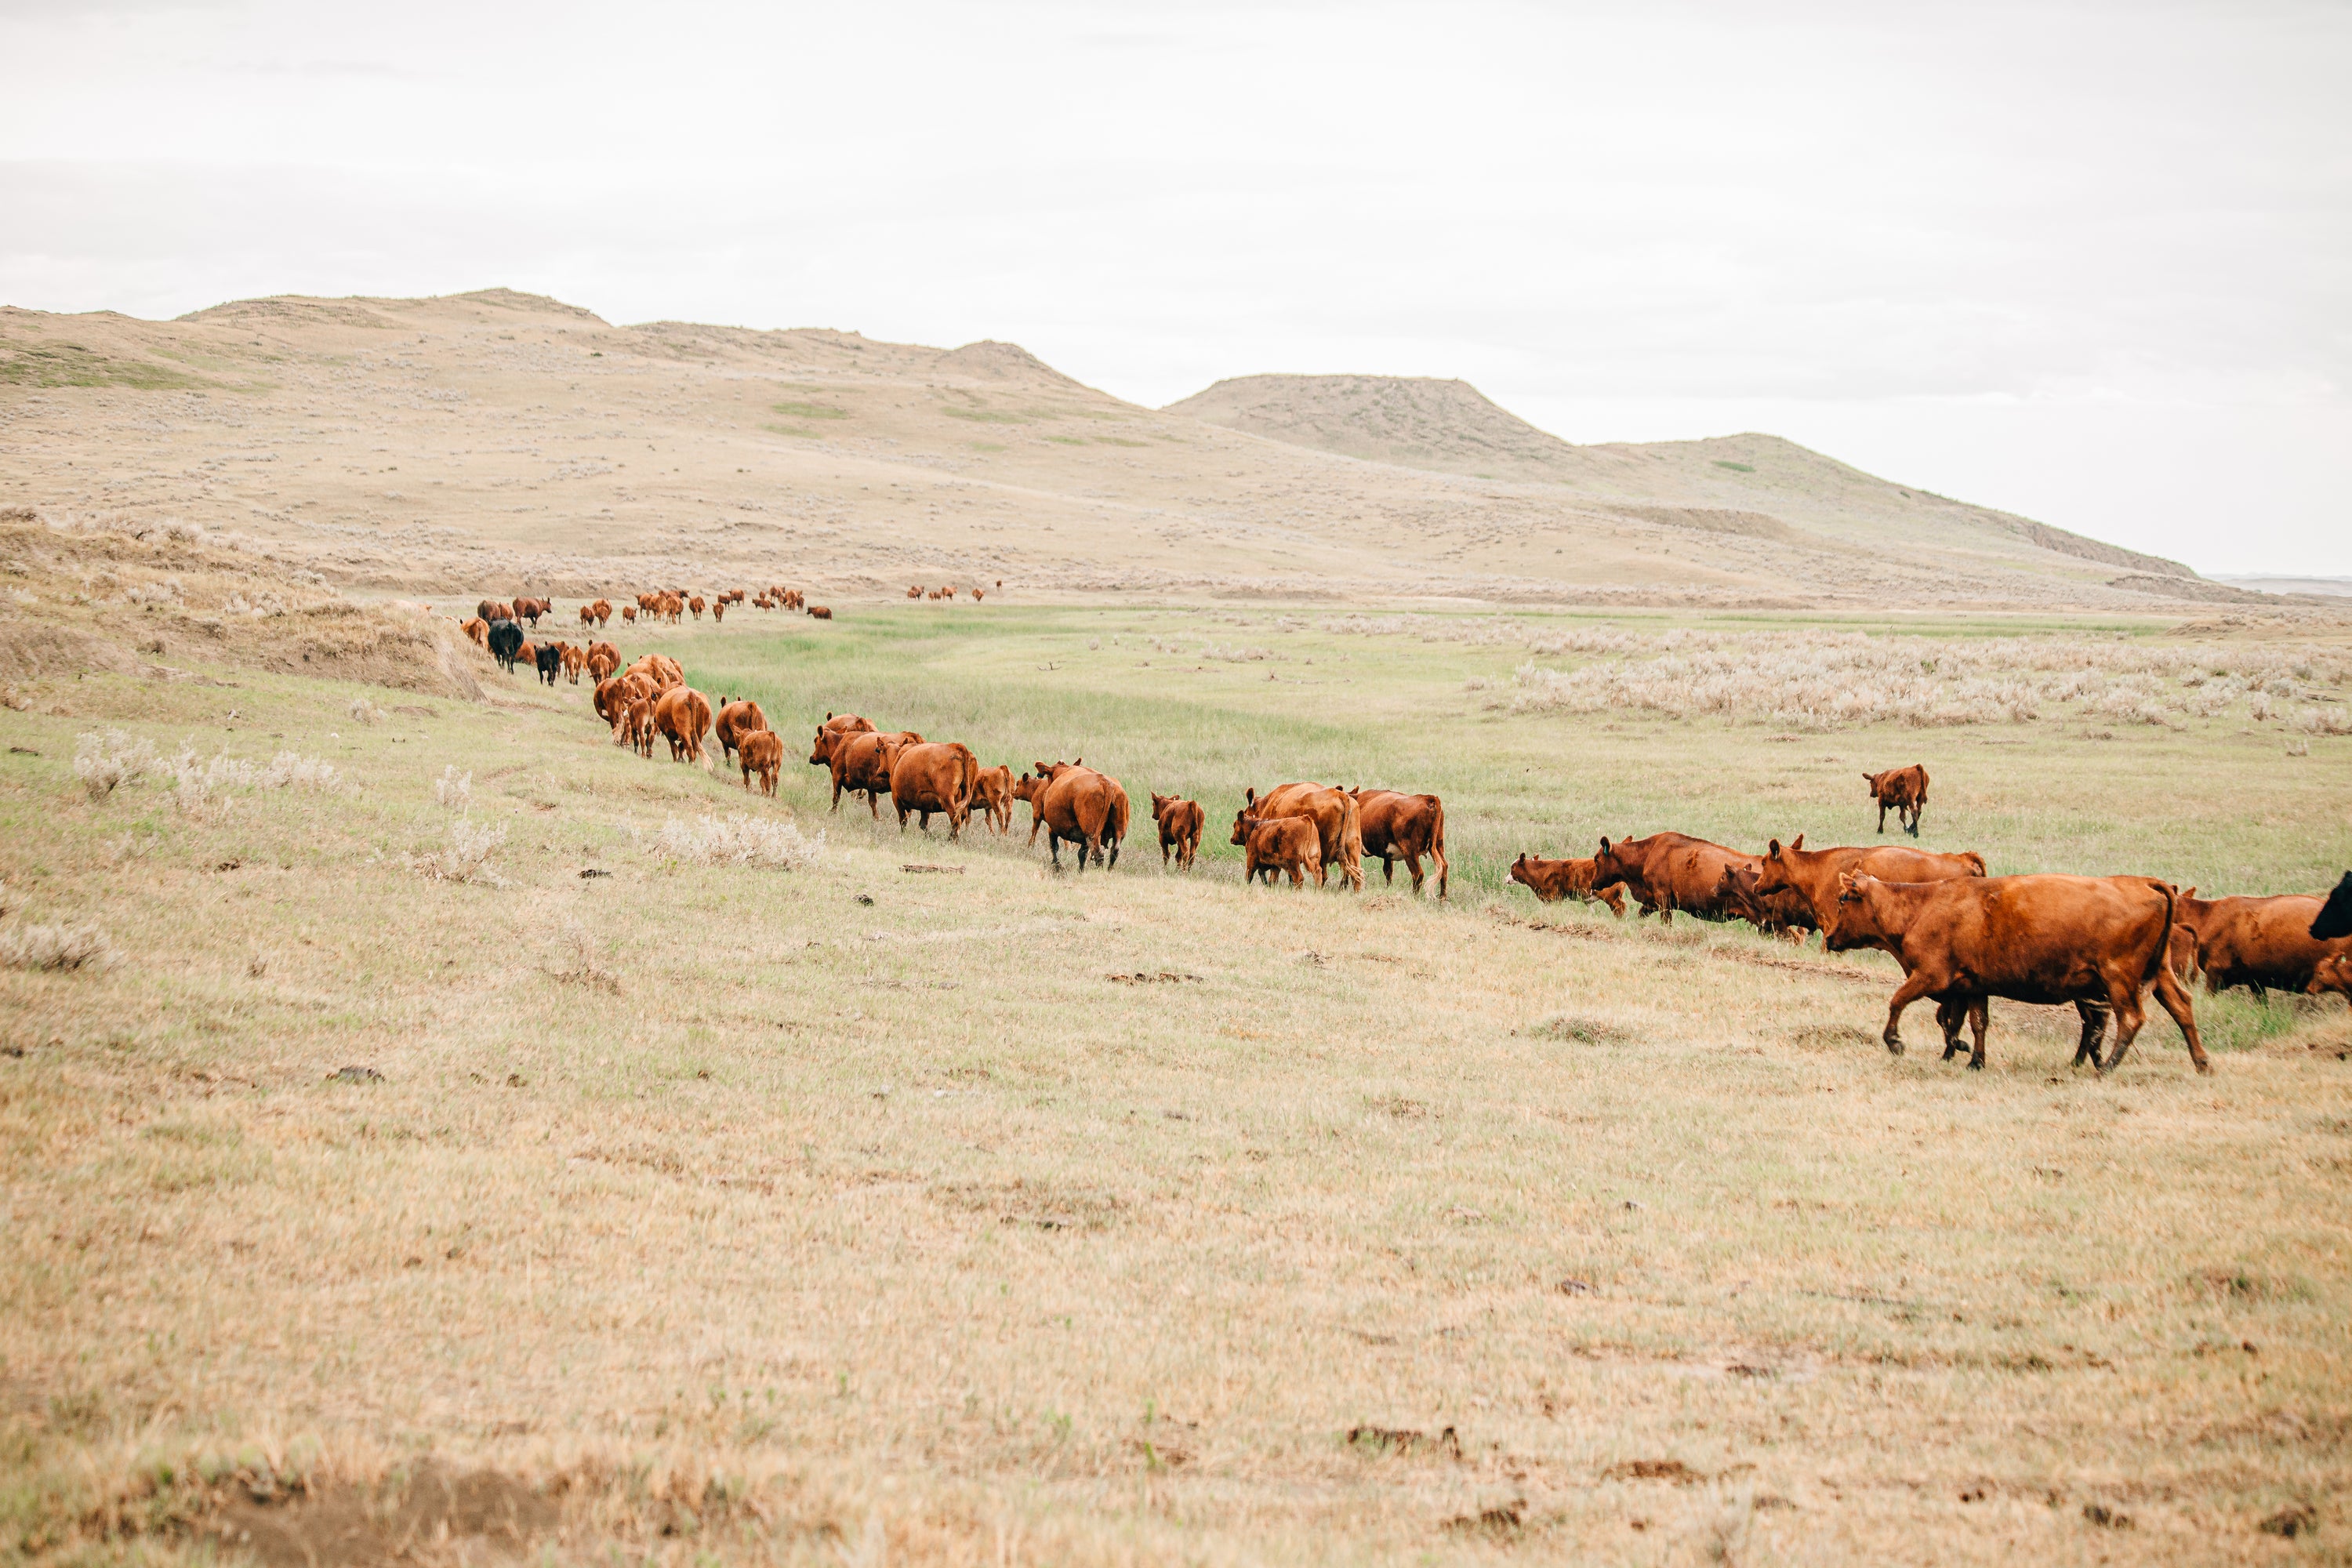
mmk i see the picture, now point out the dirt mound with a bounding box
[937,339,1093,390]
[1165,374,1581,477]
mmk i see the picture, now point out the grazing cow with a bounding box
[908,586,924,600]
[1754,835,1987,938]
[808,605,833,619]
[652,686,715,767]
[689,595,706,620]
[738,731,783,797]
[713,699,768,763]
[477,599,513,623]
[1715,863,1817,941]
[460,617,490,650]
[1348,789,1448,898]
[532,643,561,687]
[1232,813,1323,887]
[891,741,982,837]
[1590,832,1755,922]
[2169,888,2350,1000]
[1025,761,1127,872]
[2309,952,2351,1000]
[971,765,1015,834]
[1507,854,1628,916]
[622,604,637,624]
[1865,764,1930,837]
[1834,872,2207,1073]
[2313,872,2352,941]
[1239,783,1364,891]
[1152,793,1204,870]
[829,730,923,815]
[710,599,725,623]
[487,619,525,673]
[579,604,597,627]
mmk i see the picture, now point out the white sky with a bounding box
[3,0,2346,573]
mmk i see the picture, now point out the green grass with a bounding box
[770,400,848,420]
[1714,459,1756,473]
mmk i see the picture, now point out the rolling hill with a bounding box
[0,288,2274,612]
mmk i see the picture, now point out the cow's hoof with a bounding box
[1884,1037,1905,1055]
[1967,1058,1984,1071]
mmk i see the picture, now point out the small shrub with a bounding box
[348,698,383,725]
[415,817,507,885]
[434,766,472,811]
[0,920,118,972]
[654,815,824,869]
[74,729,157,798]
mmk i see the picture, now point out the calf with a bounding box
[713,699,768,763]
[1240,783,1364,891]
[533,642,562,687]
[2308,952,2351,1000]
[1349,789,1448,898]
[1865,764,1929,837]
[1507,853,1627,917]
[487,619,525,673]
[1716,863,1817,941]
[738,731,783,797]
[1834,872,2206,1074]
[1755,835,1987,938]
[1152,793,1204,870]
[1233,813,1323,887]
[971,765,1014,834]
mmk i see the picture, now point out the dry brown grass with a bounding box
[0,601,2347,1567]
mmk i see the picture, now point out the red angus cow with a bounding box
[1348,789,1448,898]
[652,687,715,766]
[738,731,783,797]
[1865,764,1929,837]
[2170,888,2350,1000]
[712,699,768,763]
[1152,793,1204,870]
[890,742,981,837]
[1833,872,2207,1074]
[1233,813,1323,887]
[1027,761,1126,872]
[829,730,922,815]
[1755,835,1987,938]
[1590,832,1755,923]
[1507,854,1627,917]
[1715,862,1817,941]
[971,765,1015,835]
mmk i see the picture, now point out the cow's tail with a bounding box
[2141,880,2179,990]
[1338,793,1365,891]
[957,746,980,814]
[1428,794,1449,898]
[1108,788,1130,845]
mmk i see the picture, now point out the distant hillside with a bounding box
[0,289,2256,612]
[1166,374,2198,582]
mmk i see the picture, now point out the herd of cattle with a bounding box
[459,595,2352,1079]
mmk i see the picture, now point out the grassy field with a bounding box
[3,600,2350,1566]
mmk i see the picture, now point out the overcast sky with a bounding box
[3,0,2345,573]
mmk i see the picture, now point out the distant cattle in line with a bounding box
[2169,888,2350,1000]
[891,741,982,837]
[532,643,562,687]
[653,686,715,767]
[1590,832,1755,923]
[1865,764,1930,837]
[713,699,768,763]
[589,598,612,626]
[971,588,985,602]
[1754,835,1986,939]
[1026,760,1127,872]
[808,605,832,619]
[1239,783,1364,891]
[586,649,618,683]
[1152,793,1204,870]
[622,604,638,624]
[2314,873,2352,941]
[487,619,525,673]
[1349,788,1448,898]
[971,765,1015,834]
[1507,854,1627,918]
[710,598,724,623]
[460,617,490,650]
[514,596,550,626]
[723,589,746,604]
[1832,871,2206,1074]
[908,586,924,600]
[738,731,783,797]
[1233,812,1323,887]
[689,595,706,620]
[829,730,923,815]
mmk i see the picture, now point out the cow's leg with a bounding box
[1877,801,1888,834]
[2070,1004,2109,1068]
[2095,974,2150,1075]
[1048,832,1063,871]
[1106,836,1120,870]
[1432,843,1449,900]
[830,776,844,811]
[1402,852,1423,895]
[2151,964,2211,1074]
[1883,970,1943,1054]
[1380,855,1395,885]
[1936,996,1965,1060]
[1967,997,1988,1069]
[868,789,882,819]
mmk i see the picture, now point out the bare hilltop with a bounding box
[0,287,2279,611]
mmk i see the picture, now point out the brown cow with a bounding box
[579,604,598,628]
[653,686,715,768]
[587,650,618,683]
[971,765,1015,834]
[622,604,638,624]
[587,640,619,667]
[1591,832,1755,923]
[1348,789,1448,898]
[593,674,633,728]
[1715,863,1817,941]
[477,598,512,622]
[1152,793,1204,870]
[689,595,706,620]
[460,616,490,650]
[1865,764,1929,837]
[806,712,876,775]
[618,692,659,757]
[1233,813,1323,887]
[710,599,725,624]
[713,699,768,763]
[625,653,683,691]
[891,742,981,837]
[971,588,985,602]
[2169,889,2350,1000]
[1754,835,1987,938]
[808,605,832,619]
[1507,854,1628,916]
[907,586,924,600]
[590,598,612,627]
[1240,783,1364,891]
[1834,872,2207,1074]
[738,731,783,797]
[2309,952,2351,1000]
[829,730,923,815]
[513,596,549,626]
[1027,760,1125,872]
[560,644,586,684]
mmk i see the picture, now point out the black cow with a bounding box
[2315,872,2352,941]
[533,643,561,687]
[487,619,524,673]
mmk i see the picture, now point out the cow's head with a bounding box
[1754,835,1802,895]
[1230,808,1258,847]
[1508,853,1533,889]
[2310,953,2352,999]
[1823,871,1886,951]
[1593,836,1632,882]
[1013,773,1042,804]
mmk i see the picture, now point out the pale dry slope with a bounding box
[0,289,2285,612]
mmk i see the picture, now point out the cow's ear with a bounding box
[1767,838,1780,857]
[1791,833,1804,851]
[1598,837,1610,853]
